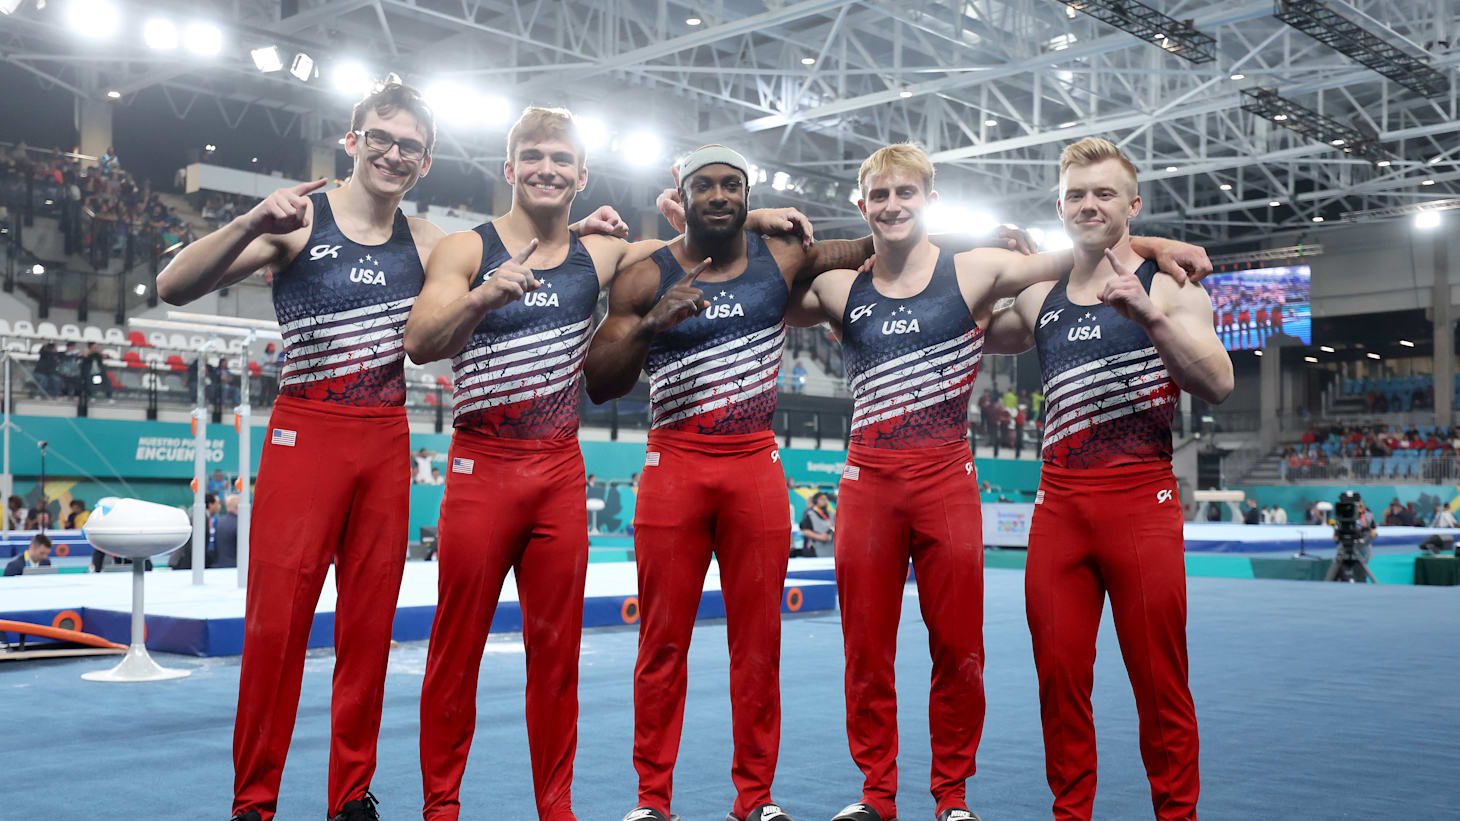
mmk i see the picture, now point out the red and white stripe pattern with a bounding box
[1041,345,1177,449]
[450,317,593,419]
[849,329,981,434]
[278,296,415,388]
[648,322,785,429]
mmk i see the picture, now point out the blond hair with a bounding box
[858,143,935,196]
[506,106,586,167]
[1059,137,1138,195]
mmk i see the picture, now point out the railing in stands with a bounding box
[1278,455,1459,484]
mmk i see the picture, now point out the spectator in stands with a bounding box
[206,469,227,496]
[1242,499,1260,525]
[7,495,25,530]
[791,360,807,393]
[169,493,219,570]
[212,495,239,569]
[260,342,280,404]
[81,342,114,401]
[412,448,436,484]
[1260,505,1272,524]
[1431,504,1457,529]
[1271,504,1287,525]
[57,342,81,396]
[1404,502,1422,526]
[1382,500,1405,526]
[65,499,89,529]
[630,472,640,491]
[798,492,834,557]
[31,343,61,397]
[4,532,52,576]
[428,468,443,486]
[586,474,598,489]
[25,504,52,531]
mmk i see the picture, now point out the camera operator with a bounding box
[1325,491,1378,582]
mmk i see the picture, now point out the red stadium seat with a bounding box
[248,360,262,376]
[122,351,144,369]
[127,330,149,347]
[166,354,186,372]
[423,393,439,406]
[435,376,452,388]
[109,373,124,389]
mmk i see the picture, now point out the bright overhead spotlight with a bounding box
[1330,138,1345,146]
[1320,345,1335,353]
[481,95,511,126]
[1366,352,1381,360]
[1229,73,1245,80]
[620,130,663,168]
[800,56,816,66]
[330,60,373,97]
[1272,113,1288,121]
[685,16,702,26]
[899,89,913,98]
[251,45,283,72]
[1219,183,1232,191]
[134,283,147,296]
[983,118,998,127]
[1399,339,1416,347]
[929,203,997,235]
[30,264,44,276]
[1058,121,1077,129]
[250,157,258,163]
[1165,166,1178,173]
[1420,178,1436,186]
[1253,349,1263,356]
[575,115,609,153]
[144,18,177,50]
[1303,356,1318,363]
[67,0,120,40]
[183,21,222,56]
[1414,211,1442,230]
[1376,160,1392,167]
[771,171,791,191]
[847,186,862,206]
[1268,200,1281,207]
[289,52,315,82]
[106,90,120,99]
[1042,228,1073,252]
[1312,216,1324,222]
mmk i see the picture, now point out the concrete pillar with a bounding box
[74,97,113,166]
[1259,341,1281,453]
[307,141,337,183]
[639,208,661,241]
[1433,231,1454,427]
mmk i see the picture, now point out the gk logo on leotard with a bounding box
[309,244,341,261]
[965,461,973,475]
[1156,489,1173,504]
[771,451,780,463]
[1038,308,1064,328]
[848,303,877,324]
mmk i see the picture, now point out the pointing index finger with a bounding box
[678,257,710,287]
[1103,247,1135,277]
[292,177,329,195]
[511,237,540,266]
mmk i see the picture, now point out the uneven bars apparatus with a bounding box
[129,315,281,588]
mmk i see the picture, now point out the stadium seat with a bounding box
[60,324,82,341]
[165,354,186,372]
[189,335,207,350]
[168,334,188,350]
[127,330,149,347]
[102,347,121,359]
[0,319,10,337]
[123,351,144,369]
[424,392,439,407]
[247,360,262,376]
[435,376,452,388]
[5,339,27,353]
[12,320,35,337]
[148,331,168,348]
[104,327,127,345]
[36,321,59,339]
[109,372,124,389]
[83,326,104,343]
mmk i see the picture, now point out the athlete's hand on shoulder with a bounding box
[642,259,710,334]
[473,238,541,311]
[1099,248,1164,327]
[579,205,630,239]
[1139,236,1212,284]
[656,187,686,233]
[994,223,1036,255]
[857,253,877,275]
[747,208,814,249]
[241,178,327,236]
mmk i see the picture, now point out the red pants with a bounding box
[233,395,410,820]
[835,441,985,820]
[420,432,588,821]
[1025,462,1200,821]
[631,429,790,819]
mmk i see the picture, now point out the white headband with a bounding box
[677,145,750,188]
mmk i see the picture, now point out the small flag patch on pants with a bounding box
[842,465,860,481]
[645,451,661,467]
[451,457,474,474]
[1035,489,1046,504]
[271,428,297,447]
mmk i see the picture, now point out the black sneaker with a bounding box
[329,791,381,821]
[936,810,981,821]
[832,804,895,821]
[230,813,261,821]
[622,808,682,821]
[729,804,795,821]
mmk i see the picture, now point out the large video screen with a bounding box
[1204,264,1311,350]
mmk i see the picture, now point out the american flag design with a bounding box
[450,224,600,439]
[644,451,661,467]
[1034,259,1179,468]
[271,428,297,447]
[643,233,788,435]
[451,457,474,474]
[272,192,423,407]
[840,250,982,449]
[842,464,861,481]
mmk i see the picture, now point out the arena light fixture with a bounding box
[982,118,997,127]
[106,90,120,99]
[134,284,147,296]
[1165,165,1178,172]
[1253,350,1263,356]
[204,143,216,152]
[143,18,177,50]
[1399,339,1416,347]
[575,115,609,153]
[1414,211,1442,230]
[1042,228,1074,251]
[685,16,701,26]
[1367,352,1381,360]
[481,95,512,126]
[1230,73,1246,80]
[30,264,44,276]
[67,0,119,40]
[620,130,664,168]
[330,60,373,97]
[1058,121,1077,128]
[847,186,862,206]
[1220,183,1232,191]
[1269,200,1281,206]
[1242,88,1388,162]
[898,89,913,99]
[771,171,791,191]
[1303,356,1318,363]
[1320,345,1335,353]
[289,51,316,82]
[1330,138,1345,146]
[251,45,283,73]
[183,21,222,56]
[1312,216,1324,222]
[800,57,816,66]
[1276,0,1448,98]
[1060,1,1215,63]
[1420,179,1436,186]
[1376,160,1392,167]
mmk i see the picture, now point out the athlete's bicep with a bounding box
[802,237,874,281]
[413,231,480,312]
[1157,280,1223,348]
[786,280,827,328]
[592,260,657,344]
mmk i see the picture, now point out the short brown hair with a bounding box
[31,532,51,549]
[858,143,935,196]
[1059,137,1138,195]
[350,82,436,153]
[506,106,586,167]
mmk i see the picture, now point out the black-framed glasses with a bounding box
[353,129,428,162]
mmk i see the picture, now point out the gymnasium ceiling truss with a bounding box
[1,0,1457,245]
